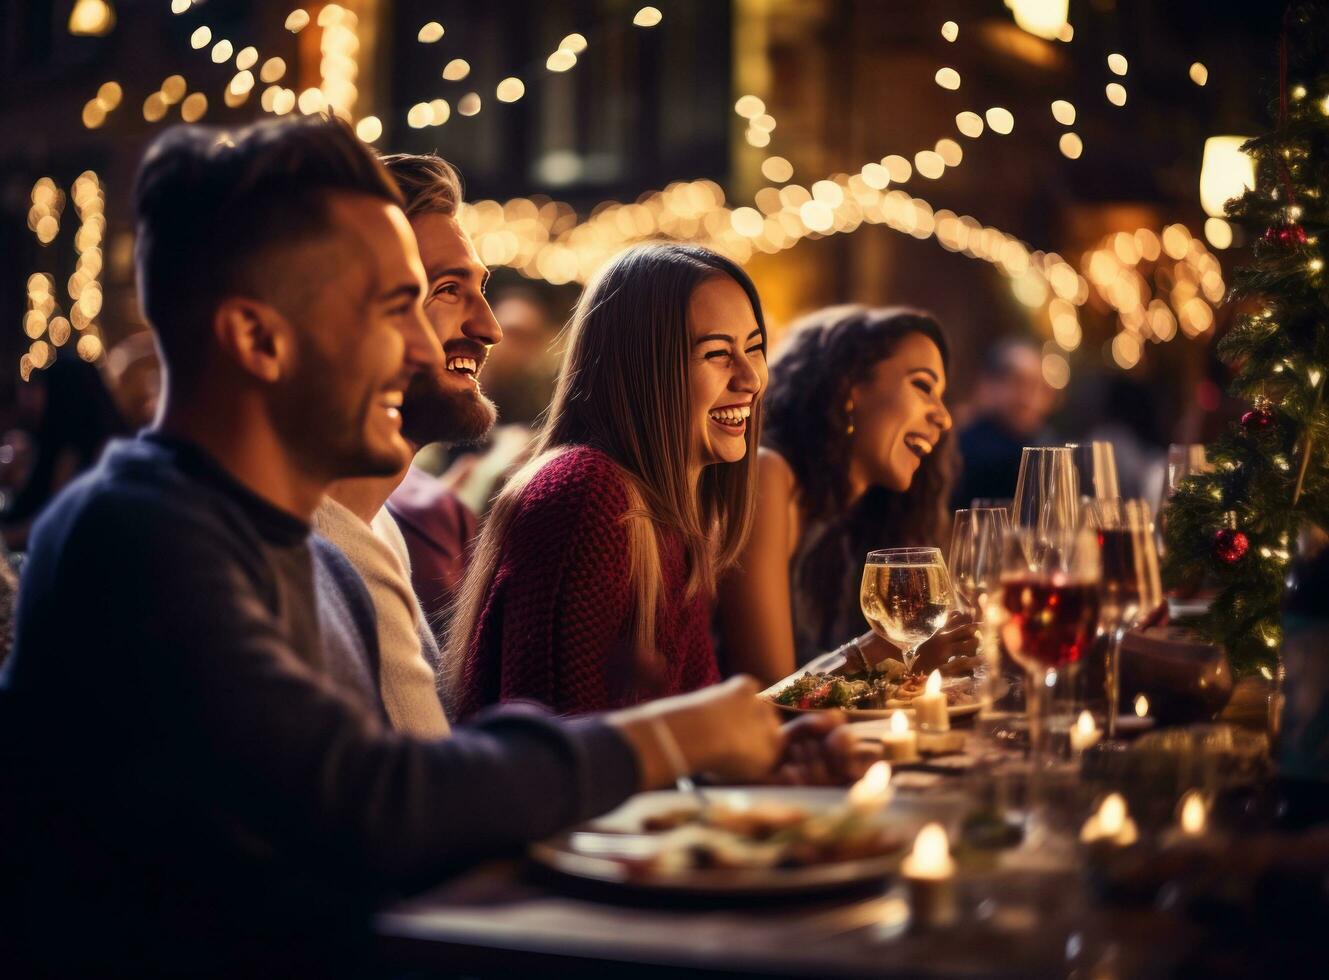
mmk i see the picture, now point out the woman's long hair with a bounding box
[763,306,956,650]
[442,243,766,708]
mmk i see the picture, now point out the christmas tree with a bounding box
[1162,2,1329,677]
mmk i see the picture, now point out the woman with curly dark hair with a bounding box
[717,305,975,684]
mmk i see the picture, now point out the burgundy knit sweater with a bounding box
[453,445,720,720]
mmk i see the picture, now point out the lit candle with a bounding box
[913,669,949,732]
[1080,792,1139,847]
[902,822,957,927]
[1134,694,1150,718]
[1178,790,1207,837]
[1069,710,1101,753]
[847,761,893,813]
[880,709,919,763]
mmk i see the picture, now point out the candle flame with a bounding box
[925,669,942,695]
[909,822,953,875]
[848,761,892,810]
[1134,694,1149,717]
[1075,710,1096,736]
[890,709,910,734]
[1099,793,1127,836]
[1179,791,1206,835]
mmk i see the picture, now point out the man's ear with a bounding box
[211,297,291,383]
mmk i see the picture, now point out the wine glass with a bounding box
[1084,499,1163,737]
[860,547,952,675]
[1065,441,1120,505]
[1012,447,1080,533]
[1157,444,1212,548]
[949,508,1011,616]
[994,526,1101,769]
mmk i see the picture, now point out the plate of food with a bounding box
[530,787,915,895]
[760,656,984,720]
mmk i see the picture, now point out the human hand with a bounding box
[910,610,980,674]
[608,675,783,790]
[767,711,883,786]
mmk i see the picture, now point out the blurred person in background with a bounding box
[1,356,126,551]
[949,337,1055,510]
[718,307,974,684]
[482,286,561,426]
[105,330,163,429]
[1083,374,1169,504]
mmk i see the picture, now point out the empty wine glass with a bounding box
[1084,499,1163,737]
[949,508,1011,616]
[1066,441,1120,505]
[860,547,952,675]
[1012,447,1081,533]
[1157,444,1212,548]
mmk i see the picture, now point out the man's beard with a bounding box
[400,366,497,446]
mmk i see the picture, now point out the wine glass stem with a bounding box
[1106,626,1126,739]
[904,646,918,674]
[1029,668,1050,768]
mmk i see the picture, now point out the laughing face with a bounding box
[847,332,952,493]
[400,211,502,447]
[688,276,766,467]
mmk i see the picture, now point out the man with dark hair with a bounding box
[0,116,788,975]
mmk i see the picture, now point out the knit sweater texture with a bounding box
[453,445,720,720]
[312,497,451,738]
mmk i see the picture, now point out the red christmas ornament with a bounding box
[1242,407,1274,430]
[1264,223,1308,247]
[1215,528,1250,564]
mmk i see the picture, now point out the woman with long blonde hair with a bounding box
[444,243,767,720]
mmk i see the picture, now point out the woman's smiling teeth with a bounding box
[709,404,751,428]
[381,390,403,420]
[903,433,934,458]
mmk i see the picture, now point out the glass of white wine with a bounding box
[860,547,953,675]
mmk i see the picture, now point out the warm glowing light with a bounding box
[82,101,107,129]
[143,92,168,122]
[746,128,771,148]
[161,75,186,104]
[800,201,834,233]
[229,71,255,96]
[443,59,471,81]
[1008,0,1068,41]
[297,88,326,115]
[731,207,764,237]
[924,669,942,696]
[985,107,1014,134]
[407,102,431,129]
[941,21,959,42]
[68,0,114,36]
[1042,352,1070,389]
[1100,794,1126,835]
[735,94,765,119]
[935,139,962,167]
[236,46,258,71]
[1291,85,1307,101]
[171,0,190,12]
[1179,791,1206,836]
[271,88,295,115]
[1069,709,1099,750]
[428,99,450,125]
[496,77,525,102]
[1106,83,1127,107]
[285,9,310,33]
[260,57,287,83]
[902,823,953,879]
[48,317,71,347]
[860,162,889,188]
[417,21,444,43]
[1107,53,1128,75]
[883,154,912,182]
[1189,62,1209,86]
[355,116,382,142]
[1111,332,1141,369]
[955,111,983,138]
[633,6,663,28]
[560,33,588,54]
[77,334,104,362]
[458,92,482,116]
[1134,694,1149,717]
[190,25,211,49]
[915,151,945,180]
[847,761,893,811]
[1059,133,1083,159]
[96,81,122,110]
[890,710,910,735]
[1051,99,1075,125]
[934,67,961,91]
[751,114,777,133]
[546,50,576,72]
[211,39,234,64]
[1204,217,1233,249]
[811,180,844,207]
[1200,136,1256,217]
[761,156,793,183]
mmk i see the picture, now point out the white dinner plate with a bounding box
[530,787,951,896]
[760,674,983,721]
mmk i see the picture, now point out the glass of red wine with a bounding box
[1084,499,1163,737]
[995,525,1101,769]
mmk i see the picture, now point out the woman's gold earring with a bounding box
[845,399,855,436]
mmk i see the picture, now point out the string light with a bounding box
[458,92,482,116]
[1059,133,1083,159]
[761,157,794,183]
[985,107,1015,134]
[1051,99,1075,125]
[68,0,115,36]
[1106,83,1127,107]
[180,91,207,121]
[941,21,959,42]
[355,116,383,143]
[633,6,663,28]
[210,39,233,64]
[934,67,961,91]
[546,50,576,72]
[443,59,471,81]
[496,78,525,103]
[190,25,211,48]
[1107,53,1128,76]
[955,111,983,138]
[1189,62,1209,86]
[284,9,309,33]
[417,21,444,44]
